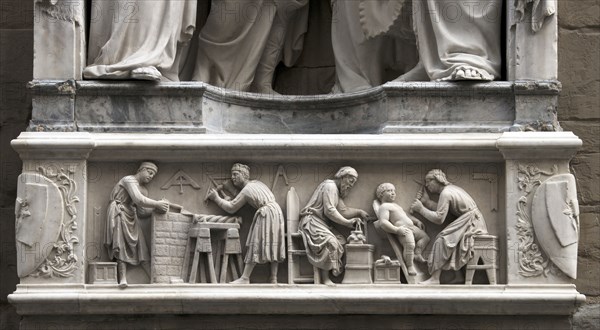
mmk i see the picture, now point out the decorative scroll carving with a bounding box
[515,163,557,277]
[30,166,80,278]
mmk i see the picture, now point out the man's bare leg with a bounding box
[230,262,255,284]
[320,268,335,286]
[117,260,128,288]
[269,262,279,284]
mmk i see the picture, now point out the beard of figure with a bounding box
[339,182,352,199]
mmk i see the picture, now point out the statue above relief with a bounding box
[83,0,502,90]
[84,0,197,82]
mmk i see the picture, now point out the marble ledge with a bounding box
[26,80,562,134]
[10,132,582,162]
[8,284,584,316]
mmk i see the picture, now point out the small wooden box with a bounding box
[88,262,118,284]
[374,261,401,284]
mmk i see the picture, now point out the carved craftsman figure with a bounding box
[330,0,418,92]
[106,162,169,287]
[401,0,502,81]
[84,0,196,81]
[299,166,369,285]
[193,0,309,93]
[207,163,286,284]
[375,183,429,276]
[410,169,488,284]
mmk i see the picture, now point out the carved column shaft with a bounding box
[12,133,93,284]
[499,132,581,285]
[507,0,558,80]
[33,0,86,79]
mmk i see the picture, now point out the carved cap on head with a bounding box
[138,161,158,173]
[426,169,450,186]
[334,166,358,179]
[231,163,250,178]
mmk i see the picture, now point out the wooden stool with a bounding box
[186,227,217,283]
[182,222,242,284]
[217,228,244,283]
[465,235,498,285]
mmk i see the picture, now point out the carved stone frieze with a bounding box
[16,166,80,278]
[515,163,557,277]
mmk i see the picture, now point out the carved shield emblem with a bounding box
[531,174,579,279]
[15,172,64,277]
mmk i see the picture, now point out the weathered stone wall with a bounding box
[557,1,600,327]
[1,0,32,328]
[0,1,598,329]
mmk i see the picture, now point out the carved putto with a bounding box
[373,183,429,277]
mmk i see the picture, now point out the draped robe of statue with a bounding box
[105,175,152,265]
[298,180,348,276]
[331,0,417,93]
[192,0,309,92]
[84,0,197,81]
[411,0,502,81]
[427,185,488,274]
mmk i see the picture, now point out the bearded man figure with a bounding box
[298,166,370,285]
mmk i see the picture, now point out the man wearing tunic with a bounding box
[410,169,488,284]
[193,0,309,93]
[106,162,169,287]
[299,167,369,285]
[84,0,197,81]
[207,163,286,284]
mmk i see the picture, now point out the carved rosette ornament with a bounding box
[515,164,557,277]
[16,167,80,278]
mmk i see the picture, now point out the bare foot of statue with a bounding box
[394,61,430,82]
[131,66,162,82]
[269,276,278,284]
[407,265,418,276]
[230,276,250,284]
[118,278,128,288]
[438,65,494,82]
